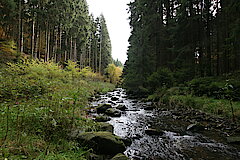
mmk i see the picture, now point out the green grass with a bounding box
[168,94,240,120]
[0,60,115,159]
[148,86,240,121]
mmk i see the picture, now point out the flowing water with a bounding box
[91,88,240,160]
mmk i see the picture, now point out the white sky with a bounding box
[86,0,131,64]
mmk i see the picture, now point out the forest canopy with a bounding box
[0,0,113,74]
[123,0,240,94]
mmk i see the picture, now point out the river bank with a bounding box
[88,88,240,160]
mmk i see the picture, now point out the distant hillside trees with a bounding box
[0,0,112,74]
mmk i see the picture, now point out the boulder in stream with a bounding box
[187,123,205,132]
[98,122,114,133]
[97,104,112,113]
[111,153,129,160]
[116,105,127,111]
[111,97,119,101]
[227,136,240,144]
[95,115,111,122]
[105,108,121,117]
[145,128,164,136]
[76,132,126,155]
[143,105,154,110]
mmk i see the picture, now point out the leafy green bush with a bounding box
[147,68,174,93]
[0,40,21,64]
[188,77,240,101]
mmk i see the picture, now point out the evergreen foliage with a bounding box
[123,0,240,94]
[0,0,113,74]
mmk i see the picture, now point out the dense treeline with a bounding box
[0,0,112,74]
[123,0,240,94]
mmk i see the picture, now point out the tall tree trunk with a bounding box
[58,26,62,62]
[38,29,41,59]
[31,19,35,57]
[70,36,73,60]
[45,23,49,61]
[206,0,212,76]
[89,39,91,67]
[95,40,98,72]
[216,0,220,76]
[53,27,57,62]
[18,0,23,53]
[99,36,102,74]
[34,24,39,59]
[64,38,68,61]
[73,39,77,62]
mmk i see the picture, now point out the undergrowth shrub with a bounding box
[0,59,115,159]
[188,77,240,101]
[147,68,174,93]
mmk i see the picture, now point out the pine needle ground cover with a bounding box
[0,60,114,159]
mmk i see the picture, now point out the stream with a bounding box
[90,88,240,160]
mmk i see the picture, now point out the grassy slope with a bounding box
[148,75,240,120]
[0,60,115,159]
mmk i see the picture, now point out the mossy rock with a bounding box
[111,97,119,101]
[105,108,121,117]
[227,136,240,144]
[77,132,126,155]
[116,105,127,111]
[111,153,129,160]
[95,115,111,122]
[98,122,114,133]
[97,104,112,113]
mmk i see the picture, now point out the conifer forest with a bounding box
[0,0,240,159]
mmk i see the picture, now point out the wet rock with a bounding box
[131,134,142,140]
[88,108,96,113]
[187,123,205,132]
[132,100,138,103]
[95,95,101,99]
[145,128,164,136]
[143,106,154,110]
[76,132,126,155]
[108,100,116,105]
[117,105,127,111]
[98,122,114,133]
[95,115,111,122]
[227,136,240,144]
[87,153,111,160]
[97,104,112,113]
[106,108,121,117]
[121,138,132,147]
[111,153,129,160]
[111,97,119,101]
[88,97,96,101]
[116,100,124,103]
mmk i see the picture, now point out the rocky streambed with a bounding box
[87,88,240,160]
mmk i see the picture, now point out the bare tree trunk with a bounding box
[53,27,57,62]
[45,23,48,61]
[70,36,73,60]
[99,36,102,74]
[38,29,41,59]
[95,40,98,72]
[80,54,82,69]
[58,26,62,62]
[31,19,35,57]
[73,39,77,62]
[47,28,50,61]
[34,24,39,59]
[64,38,67,61]
[89,39,91,67]
[18,0,23,53]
